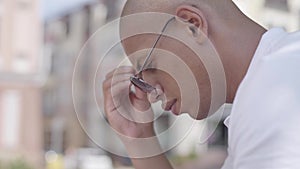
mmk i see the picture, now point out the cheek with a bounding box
[143,70,181,96]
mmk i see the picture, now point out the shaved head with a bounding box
[122,0,228,17]
[117,0,259,119]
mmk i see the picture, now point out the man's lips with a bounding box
[163,99,177,111]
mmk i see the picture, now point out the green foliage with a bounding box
[0,159,33,169]
[170,151,198,166]
[0,161,4,169]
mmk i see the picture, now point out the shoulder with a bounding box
[230,29,300,135]
[248,29,300,96]
[227,29,300,168]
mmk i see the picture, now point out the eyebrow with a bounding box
[136,57,143,70]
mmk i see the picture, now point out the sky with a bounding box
[41,0,96,20]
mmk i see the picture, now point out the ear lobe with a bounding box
[176,5,208,37]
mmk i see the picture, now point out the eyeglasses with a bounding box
[130,17,175,93]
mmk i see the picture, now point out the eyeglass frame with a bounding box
[130,17,176,93]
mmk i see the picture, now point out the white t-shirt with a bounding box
[221,28,300,169]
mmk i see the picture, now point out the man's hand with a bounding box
[103,66,174,169]
[103,66,155,139]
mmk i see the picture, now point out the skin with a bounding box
[102,0,267,168]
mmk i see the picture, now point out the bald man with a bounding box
[103,0,300,169]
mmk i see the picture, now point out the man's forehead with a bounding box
[120,13,172,34]
[121,34,163,71]
[121,34,158,56]
[119,13,176,55]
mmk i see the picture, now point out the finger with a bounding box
[105,66,135,79]
[103,81,132,123]
[103,73,133,90]
[110,80,132,98]
[129,92,151,111]
[103,77,132,112]
[103,79,131,106]
[104,94,118,116]
[109,82,150,114]
[104,96,128,126]
[134,86,148,100]
[106,89,135,123]
[104,87,126,117]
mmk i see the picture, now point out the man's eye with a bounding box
[136,59,147,70]
[146,60,154,69]
[137,62,142,70]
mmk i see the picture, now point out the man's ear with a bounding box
[176,5,208,42]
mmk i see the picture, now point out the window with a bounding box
[43,88,57,116]
[13,53,30,73]
[0,90,21,148]
[17,0,31,9]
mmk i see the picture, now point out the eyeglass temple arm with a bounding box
[138,17,176,73]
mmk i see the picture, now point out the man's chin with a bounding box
[186,111,210,120]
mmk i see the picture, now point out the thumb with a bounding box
[134,86,148,101]
[129,87,151,111]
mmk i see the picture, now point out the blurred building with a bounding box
[0,0,297,168]
[42,0,300,168]
[43,0,124,156]
[43,3,94,154]
[234,0,300,32]
[0,0,45,168]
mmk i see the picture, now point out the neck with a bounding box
[209,4,267,103]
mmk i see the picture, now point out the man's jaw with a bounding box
[162,99,178,114]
